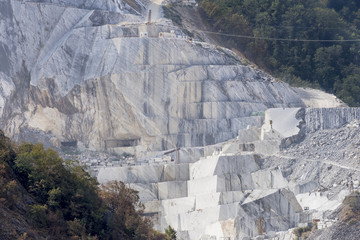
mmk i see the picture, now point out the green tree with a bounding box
[100,181,166,240]
[165,225,177,240]
[0,132,164,239]
[314,45,343,90]
[29,204,48,227]
[13,142,105,237]
[199,0,360,106]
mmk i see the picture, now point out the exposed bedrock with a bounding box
[305,108,360,133]
[95,107,360,239]
[0,0,307,154]
[97,153,303,240]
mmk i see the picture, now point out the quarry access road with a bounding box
[274,154,360,172]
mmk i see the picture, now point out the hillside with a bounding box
[0,0,347,156]
[0,132,42,239]
[198,0,360,106]
[1,0,360,239]
[307,192,360,240]
[0,0,322,154]
[0,130,166,239]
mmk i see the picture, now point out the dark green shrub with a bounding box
[29,204,47,227]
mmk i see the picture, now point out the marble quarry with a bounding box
[96,108,304,239]
[96,107,360,239]
[1,1,358,239]
[0,0,333,156]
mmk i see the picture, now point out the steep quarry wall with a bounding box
[0,0,308,155]
[305,108,360,133]
[28,0,146,14]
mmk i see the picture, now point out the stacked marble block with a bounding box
[96,108,307,239]
[97,152,302,239]
[177,155,302,239]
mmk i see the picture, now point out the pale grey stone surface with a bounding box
[305,108,360,133]
[97,142,303,239]
[28,0,145,14]
[0,0,308,154]
[96,107,360,239]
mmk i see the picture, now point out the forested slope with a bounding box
[0,131,166,240]
[199,0,360,106]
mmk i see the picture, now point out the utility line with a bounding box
[235,22,352,30]
[255,25,349,30]
[189,28,360,42]
[203,16,353,30]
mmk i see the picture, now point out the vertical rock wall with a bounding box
[305,108,360,133]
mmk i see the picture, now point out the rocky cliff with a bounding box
[0,0,327,157]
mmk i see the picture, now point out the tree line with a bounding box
[0,130,175,239]
[199,0,360,106]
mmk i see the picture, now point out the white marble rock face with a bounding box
[0,0,307,153]
[97,150,303,240]
[96,108,360,239]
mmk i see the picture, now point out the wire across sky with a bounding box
[189,28,360,42]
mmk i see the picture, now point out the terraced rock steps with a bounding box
[97,107,360,239]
